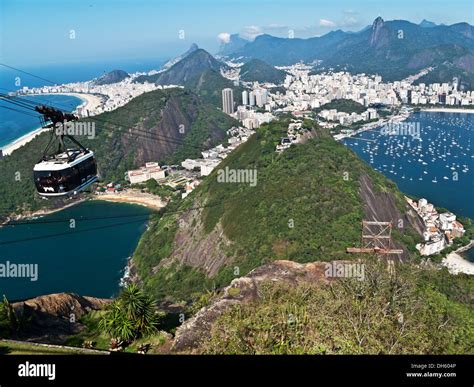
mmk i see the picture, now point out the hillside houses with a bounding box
[406,197,465,256]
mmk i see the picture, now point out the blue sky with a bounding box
[1,0,473,66]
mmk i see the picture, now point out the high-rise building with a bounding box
[242,90,248,106]
[222,88,234,114]
[249,91,255,106]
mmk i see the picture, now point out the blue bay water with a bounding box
[0,57,166,147]
[343,111,474,261]
[0,95,84,148]
[0,201,150,301]
[0,59,166,301]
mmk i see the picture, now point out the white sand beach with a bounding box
[0,93,103,157]
[94,191,167,210]
[442,242,474,275]
[421,107,474,114]
[0,126,49,156]
[38,92,104,114]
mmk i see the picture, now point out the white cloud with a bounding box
[240,25,263,40]
[319,19,336,28]
[217,32,231,44]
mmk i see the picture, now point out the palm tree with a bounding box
[100,285,159,342]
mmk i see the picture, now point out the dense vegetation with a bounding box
[183,69,245,108]
[132,117,420,303]
[315,99,367,114]
[0,88,236,216]
[99,284,160,342]
[0,297,20,339]
[201,259,474,354]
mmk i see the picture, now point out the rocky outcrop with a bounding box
[157,205,234,277]
[369,16,386,47]
[11,293,111,344]
[359,173,424,261]
[171,260,335,352]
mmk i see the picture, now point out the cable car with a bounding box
[34,150,98,196]
[33,105,98,197]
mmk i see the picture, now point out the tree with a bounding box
[99,285,160,342]
[0,296,19,338]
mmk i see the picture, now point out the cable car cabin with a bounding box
[33,150,98,197]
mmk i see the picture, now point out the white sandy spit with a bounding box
[442,251,474,275]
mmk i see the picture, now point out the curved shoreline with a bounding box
[442,241,474,275]
[93,191,167,211]
[0,92,103,156]
[0,126,49,156]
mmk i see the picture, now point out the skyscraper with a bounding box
[249,91,255,106]
[242,90,248,106]
[222,88,234,114]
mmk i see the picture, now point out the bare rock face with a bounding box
[359,174,424,261]
[11,293,111,344]
[370,17,384,45]
[171,260,333,352]
[156,205,234,277]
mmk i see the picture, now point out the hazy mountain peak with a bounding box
[162,43,200,70]
[218,34,248,56]
[419,19,437,28]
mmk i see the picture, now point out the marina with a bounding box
[343,111,474,262]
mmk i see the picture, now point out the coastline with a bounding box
[0,92,103,156]
[442,241,474,275]
[1,198,88,226]
[37,92,103,114]
[93,191,166,211]
[420,107,474,114]
[0,126,49,156]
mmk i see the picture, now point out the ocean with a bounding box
[0,94,84,148]
[0,201,150,301]
[0,57,166,147]
[343,111,474,261]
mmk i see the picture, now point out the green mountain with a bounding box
[182,68,244,107]
[131,117,425,302]
[224,18,474,85]
[0,88,237,217]
[93,69,129,85]
[134,48,241,106]
[162,43,200,70]
[135,49,227,85]
[239,59,287,84]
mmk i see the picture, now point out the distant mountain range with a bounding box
[220,17,474,87]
